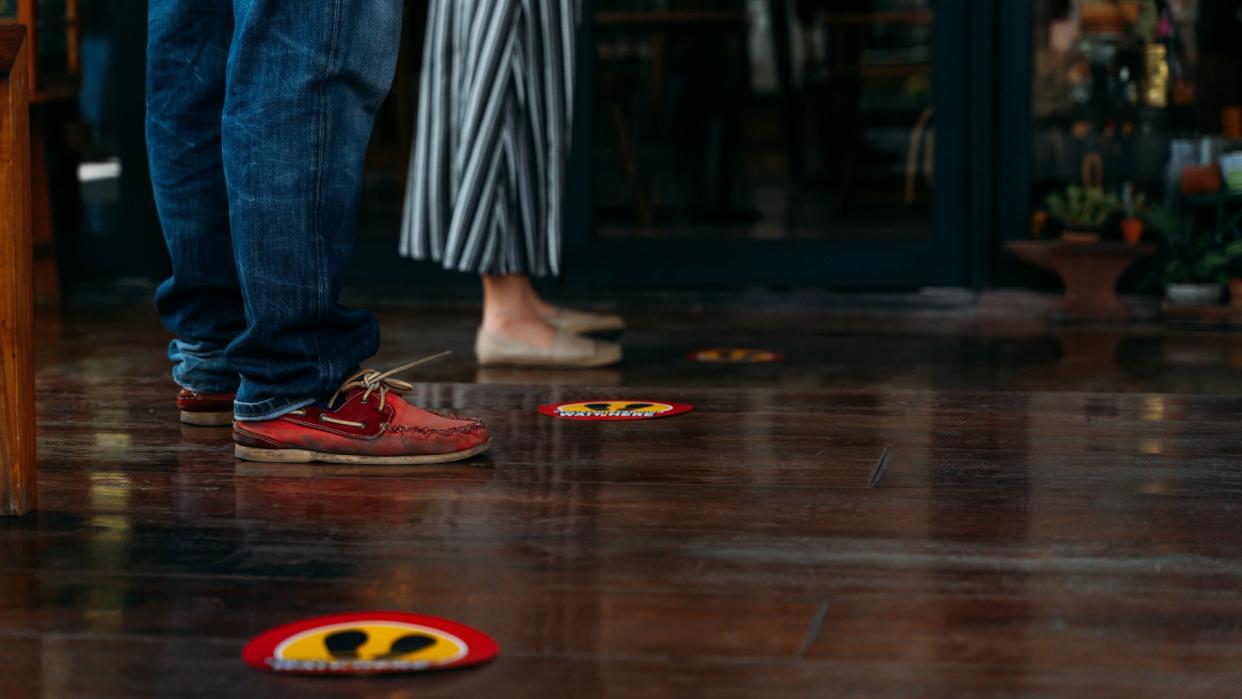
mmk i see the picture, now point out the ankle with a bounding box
[482,311,541,334]
[483,275,541,318]
[480,314,557,348]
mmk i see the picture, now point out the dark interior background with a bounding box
[14,0,1241,298]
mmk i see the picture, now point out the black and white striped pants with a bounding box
[400,0,579,277]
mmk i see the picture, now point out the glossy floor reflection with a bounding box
[6,301,1242,697]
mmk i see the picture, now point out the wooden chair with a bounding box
[1,23,36,516]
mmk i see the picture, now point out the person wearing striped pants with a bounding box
[401,0,622,369]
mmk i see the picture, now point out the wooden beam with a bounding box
[0,24,36,516]
[66,0,81,78]
[15,0,36,97]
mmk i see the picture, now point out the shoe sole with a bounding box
[477,347,622,369]
[234,438,494,465]
[180,410,234,427]
[578,327,625,342]
[555,323,626,336]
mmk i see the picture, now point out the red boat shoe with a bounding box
[233,353,492,465]
[178,389,236,426]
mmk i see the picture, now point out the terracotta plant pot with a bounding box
[1121,216,1144,245]
[1230,279,1242,308]
[1223,105,1242,140]
[1181,164,1223,195]
[1031,209,1048,239]
[1080,1,1139,34]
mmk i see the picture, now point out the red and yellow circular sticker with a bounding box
[242,612,499,676]
[538,400,694,421]
[688,348,784,364]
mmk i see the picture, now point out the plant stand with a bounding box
[1005,241,1156,321]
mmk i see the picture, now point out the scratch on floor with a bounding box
[796,596,831,659]
[868,447,893,488]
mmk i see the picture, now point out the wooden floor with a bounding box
[7,299,1242,697]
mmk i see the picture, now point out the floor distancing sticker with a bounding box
[688,348,784,364]
[538,400,694,421]
[242,611,499,676]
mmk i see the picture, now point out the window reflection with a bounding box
[1032,1,1242,218]
[594,0,936,242]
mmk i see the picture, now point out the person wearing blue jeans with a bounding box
[146,0,493,465]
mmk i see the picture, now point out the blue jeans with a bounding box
[146,0,402,420]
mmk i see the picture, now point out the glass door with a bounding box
[564,0,969,288]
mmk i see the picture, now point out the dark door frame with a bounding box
[985,0,1040,290]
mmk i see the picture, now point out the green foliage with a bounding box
[1222,239,1242,279]
[1139,202,1181,239]
[1165,250,1228,285]
[1159,218,1236,285]
[1135,200,1233,284]
[1044,185,1122,228]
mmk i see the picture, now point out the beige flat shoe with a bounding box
[543,308,625,335]
[475,327,622,368]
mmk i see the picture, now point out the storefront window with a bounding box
[1032,0,1242,235]
[594,0,937,242]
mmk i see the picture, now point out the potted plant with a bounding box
[1120,188,1147,245]
[1162,249,1227,305]
[1150,204,1228,305]
[1044,185,1122,243]
[1121,215,1145,244]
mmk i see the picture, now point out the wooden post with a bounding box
[0,24,36,517]
[15,2,36,95]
